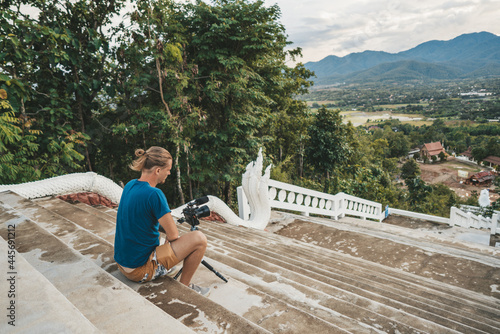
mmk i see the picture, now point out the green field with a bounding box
[340,110,430,126]
[306,101,432,126]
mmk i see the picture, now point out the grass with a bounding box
[443,160,482,173]
[340,111,428,126]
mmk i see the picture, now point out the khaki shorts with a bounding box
[118,243,179,283]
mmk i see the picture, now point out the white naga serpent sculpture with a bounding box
[0,149,272,230]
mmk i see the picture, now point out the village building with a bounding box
[420,141,446,159]
[407,148,421,159]
[466,170,497,185]
[459,147,474,162]
[458,148,500,169]
[483,156,500,170]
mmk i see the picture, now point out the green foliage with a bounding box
[183,0,312,202]
[406,177,433,209]
[400,159,420,183]
[1,1,123,180]
[306,106,352,184]
[0,81,84,183]
[438,151,446,162]
[422,183,458,217]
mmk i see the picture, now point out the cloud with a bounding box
[264,0,500,63]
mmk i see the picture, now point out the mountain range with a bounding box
[304,32,500,86]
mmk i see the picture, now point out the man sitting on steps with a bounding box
[114,146,210,296]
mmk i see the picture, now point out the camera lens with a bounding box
[195,205,210,218]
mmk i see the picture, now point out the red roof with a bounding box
[422,142,445,156]
[470,171,496,183]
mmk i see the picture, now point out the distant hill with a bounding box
[305,32,500,86]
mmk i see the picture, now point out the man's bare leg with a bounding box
[170,231,207,286]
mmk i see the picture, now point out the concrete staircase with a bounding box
[1,190,500,333]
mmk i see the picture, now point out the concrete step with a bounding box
[206,215,500,302]
[43,198,377,332]
[54,196,500,333]
[184,220,500,334]
[35,196,116,243]
[210,217,500,308]
[0,193,194,334]
[10,192,500,333]
[35,196,346,333]
[0,238,100,333]
[1,192,270,334]
[52,195,500,333]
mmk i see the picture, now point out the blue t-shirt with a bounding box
[114,179,171,268]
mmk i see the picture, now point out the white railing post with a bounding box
[237,186,251,220]
[492,213,499,235]
[449,206,457,226]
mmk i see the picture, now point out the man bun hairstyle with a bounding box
[130,146,172,172]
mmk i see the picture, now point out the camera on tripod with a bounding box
[174,196,229,282]
[178,196,211,230]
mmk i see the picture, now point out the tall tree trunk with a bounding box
[77,93,92,171]
[73,67,92,171]
[299,142,304,178]
[175,143,185,205]
[224,180,232,206]
[324,170,330,193]
[185,145,193,200]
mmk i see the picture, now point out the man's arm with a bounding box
[158,212,180,242]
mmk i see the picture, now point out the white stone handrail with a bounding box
[339,191,383,221]
[0,172,123,204]
[459,205,500,216]
[238,179,383,222]
[450,206,499,234]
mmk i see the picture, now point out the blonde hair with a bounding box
[130,146,172,172]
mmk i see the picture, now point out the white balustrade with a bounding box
[450,206,499,234]
[238,179,383,221]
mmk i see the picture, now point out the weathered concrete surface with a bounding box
[2,190,500,333]
[273,214,500,298]
[0,238,100,334]
[1,192,270,334]
[0,194,195,334]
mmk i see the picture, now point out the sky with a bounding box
[23,0,500,65]
[262,0,500,64]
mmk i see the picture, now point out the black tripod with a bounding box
[174,197,228,283]
[173,224,228,283]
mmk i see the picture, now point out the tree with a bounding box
[0,88,41,183]
[407,177,433,209]
[384,130,409,158]
[0,6,91,180]
[106,0,201,203]
[438,151,447,162]
[265,64,314,179]
[400,159,420,183]
[306,106,352,191]
[423,183,458,217]
[400,158,433,210]
[185,0,310,204]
